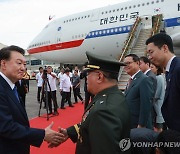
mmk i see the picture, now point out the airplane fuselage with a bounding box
[27,0,180,63]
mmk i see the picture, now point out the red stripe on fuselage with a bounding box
[28,39,84,54]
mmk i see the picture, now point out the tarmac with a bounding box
[26,79,85,119]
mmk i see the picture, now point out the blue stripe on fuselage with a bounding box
[165,17,180,27]
[85,17,180,40]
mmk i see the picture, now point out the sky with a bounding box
[0,0,128,49]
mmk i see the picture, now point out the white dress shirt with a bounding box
[36,72,43,87]
[47,72,57,91]
[60,74,72,92]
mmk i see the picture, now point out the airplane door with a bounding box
[141,15,152,29]
[90,9,100,22]
[56,26,62,47]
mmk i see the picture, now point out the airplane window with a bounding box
[78,35,80,38]
[125,7,127,10]
[147,2,149,5]
[128,26,131,30]
[99,31,102,34]
[92,32,94,36]
[64,21,65,23]
[156,0,159,3]
[152,1,154,4]
[111,29,114,33]
[115,28,118,32]
[109,10,111,13]
[133,5,136,8]
[113,10,115,12]
[105,11,108,14]
[129,6,132,9]
[95,32,98,35]
[142,3,145,6]
[82,34,84,37]
[85,16,86,18]
[75,18,77,20]
[78,17,80,19]
[69,19,71,22]
[72,19,74,21]
[119,28,122,31]
[66,20,68,22]
[123,27,126,31]
[102,12,104,14]
[107,30,110,33]
[121,8,123,11]
[117,9,119,11]
[81,17,83,19]
[161,0,164,2]
[103,30,106,34]
[138,4,140,7]
[88,15,90,18]
[88,33,91,36]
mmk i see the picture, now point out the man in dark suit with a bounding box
[15,79,28,107]
[0,45,62,154]
[146,33,180,132]
[124,54,154,129]
[139,56,157,128]
[139,56,157,95]
[49,51,131,154]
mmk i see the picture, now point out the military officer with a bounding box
[50,51,131,154]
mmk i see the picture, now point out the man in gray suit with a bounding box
[124,54,154,129]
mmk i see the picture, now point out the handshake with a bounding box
[44,122,68,148]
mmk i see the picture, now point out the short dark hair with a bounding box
[125,54,140,62]
[140,56,151,66]
[0,45,25,61]
[39,67,43,70]
[146,33,174,53]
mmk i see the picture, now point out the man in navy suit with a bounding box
[0,45,62,154]
[146,33,180,132]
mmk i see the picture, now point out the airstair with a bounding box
[118,14,163,91]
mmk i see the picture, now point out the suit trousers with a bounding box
[37,87,42,102]
[61,91,72,107]
[73,87,83,103]
[47,90,58,112]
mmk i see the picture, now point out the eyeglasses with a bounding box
[124,61,134,66]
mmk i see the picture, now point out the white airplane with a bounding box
[27,0,180,64]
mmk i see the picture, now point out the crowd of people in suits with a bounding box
[0,33,180,154]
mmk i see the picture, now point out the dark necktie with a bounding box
[165,71,169,82]
[13,86,20,102]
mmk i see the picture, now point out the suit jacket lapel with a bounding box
[125,71,142,96]
[164,57,177,102]
[0,76,28,121]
